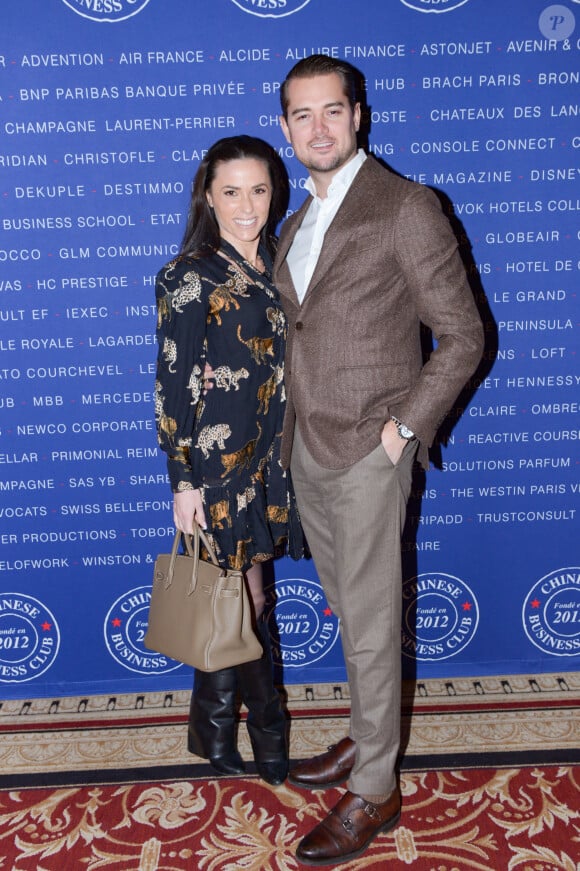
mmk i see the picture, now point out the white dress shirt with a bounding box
[287,149,367,304]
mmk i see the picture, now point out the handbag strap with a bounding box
[166,523,223,589]
[191,523,221,567]
[166,529,188,587]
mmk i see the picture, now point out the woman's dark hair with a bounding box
[280,54,359,119]
[179,135,289,260]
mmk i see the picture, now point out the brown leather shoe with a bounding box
[295,788,401,866]
[288,737,356,789]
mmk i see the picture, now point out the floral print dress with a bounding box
[155,240,298,573]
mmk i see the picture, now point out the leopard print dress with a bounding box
[155,240,300,572]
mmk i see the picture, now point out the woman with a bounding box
[154,136,296,786]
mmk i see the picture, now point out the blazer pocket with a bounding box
[343,234,383,255]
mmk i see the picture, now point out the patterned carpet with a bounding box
[1,765,578,870]
[1,672,579,869]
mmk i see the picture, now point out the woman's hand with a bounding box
[203,362,215,393]
[173,488,207,533]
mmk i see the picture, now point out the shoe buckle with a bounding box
[364,803,380,820]
[342,816,354,832]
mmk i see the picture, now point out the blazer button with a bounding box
[295,321,303,331]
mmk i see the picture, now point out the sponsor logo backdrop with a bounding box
[1,0,578,698]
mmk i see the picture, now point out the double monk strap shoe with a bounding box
[295,788,401,866]
[288,736,356,789]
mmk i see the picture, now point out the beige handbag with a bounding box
[144,525,262,671]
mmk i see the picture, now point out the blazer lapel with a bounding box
[275,197,312,307]
[275,158,377,307]
[302,159,375,303]
[276,199,310,265]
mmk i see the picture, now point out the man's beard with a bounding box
[302,143,356,175]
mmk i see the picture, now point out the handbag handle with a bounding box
[165,523,223,592]
[185,523,221,568]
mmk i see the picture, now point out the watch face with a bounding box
[399,424,414,439]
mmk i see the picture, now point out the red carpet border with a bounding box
[1,672,579,784]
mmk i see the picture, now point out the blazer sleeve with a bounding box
[392,185,484,447]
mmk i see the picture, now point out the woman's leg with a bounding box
[236,561,288,786]
[245,561,266,619]
[187,666,245,776]
[187,556,257,777]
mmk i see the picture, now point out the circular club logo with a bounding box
[60,0,152,23]
[400,0,470,12]
[265,577,340,668]
[539,5,576,40]
[104,585,183,674]
[402,572,479,661]
[523,567,580,657]
[230,0,312,18]
[0,593,60,682]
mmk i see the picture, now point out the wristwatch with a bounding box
[391,416,415,440]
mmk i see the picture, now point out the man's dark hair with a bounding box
[280,54,359,119]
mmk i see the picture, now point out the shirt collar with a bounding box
[305,148,367,202]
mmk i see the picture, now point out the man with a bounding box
[273,55,484,866]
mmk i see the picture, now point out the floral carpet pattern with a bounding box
[1,765,578,870]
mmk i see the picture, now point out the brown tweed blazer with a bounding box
[273,156,484,471]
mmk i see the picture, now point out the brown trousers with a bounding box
[291,426,416,795]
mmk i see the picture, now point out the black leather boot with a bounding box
[187,667,246,776]
[236,618,288,786]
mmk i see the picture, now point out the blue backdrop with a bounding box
[1,0,579,699]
